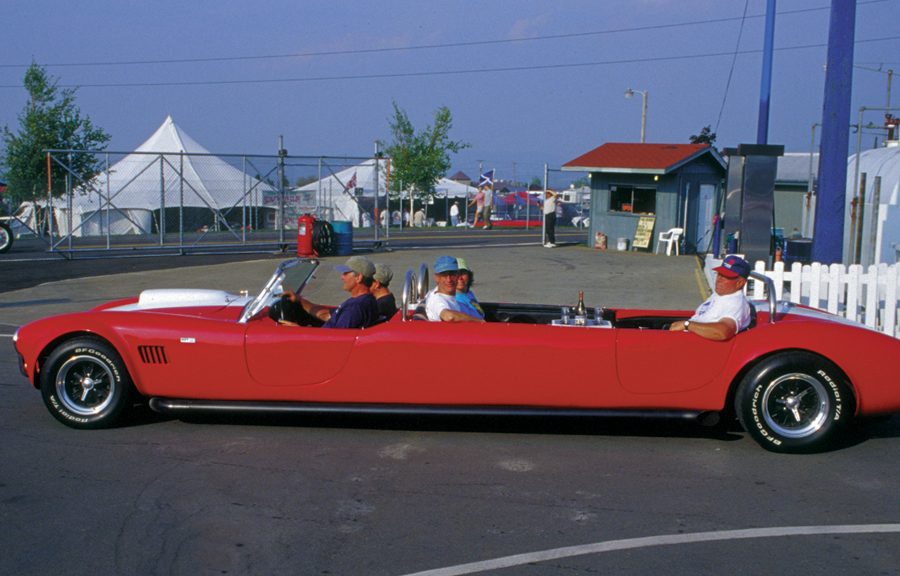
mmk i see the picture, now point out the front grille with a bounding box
[138,345,168,364]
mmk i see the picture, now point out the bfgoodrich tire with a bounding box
[736,351,854,453]
[40,338,132,429]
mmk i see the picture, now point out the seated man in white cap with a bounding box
[669,254,752,341]
[281,255,379,329]
[424,255,484,322]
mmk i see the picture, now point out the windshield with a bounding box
[239,258,319,323]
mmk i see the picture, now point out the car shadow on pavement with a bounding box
[164,411,747,445]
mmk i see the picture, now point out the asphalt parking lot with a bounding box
[1,240,898,576]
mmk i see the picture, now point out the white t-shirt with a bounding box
[690,290,752,332]
[450,203,459,217]
[543,195,557,215]
[483,189,493,207]
[425,289,464,321]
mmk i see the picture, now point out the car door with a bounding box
[340,320,620,407]
[244,319,360,387]
[615,327,734,394]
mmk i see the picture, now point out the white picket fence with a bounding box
[705,257,900,338]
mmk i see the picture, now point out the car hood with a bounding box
[102,289,252,316]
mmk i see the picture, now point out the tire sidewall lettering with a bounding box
[749,385,781,445]
[48,394,90,423]
[72,347,123,384]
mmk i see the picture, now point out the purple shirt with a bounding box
[322,293,379,329]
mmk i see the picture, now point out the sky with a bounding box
[2,0,900,186]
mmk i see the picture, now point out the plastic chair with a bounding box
[656,227,683,256]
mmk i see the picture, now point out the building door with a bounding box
[684,180,717,254]
[694,183,717,253]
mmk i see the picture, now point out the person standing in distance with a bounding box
[543,189,558,247]
[481,185,493,229]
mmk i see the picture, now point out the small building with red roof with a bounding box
[562,143,725,253]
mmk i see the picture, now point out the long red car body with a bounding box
[15,296,900,414]
[13,259,900,452]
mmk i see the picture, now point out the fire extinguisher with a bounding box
[297,214,316,257]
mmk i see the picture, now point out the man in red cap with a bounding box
[669,254,752,341]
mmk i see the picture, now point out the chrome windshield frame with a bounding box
[238,258,319,324]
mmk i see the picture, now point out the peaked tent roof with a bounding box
[296,159,388,197]
[561,143,725,174]
[448,170,472,183]
[297,161,477,200]
[72,115,275,212]
[434,177,477,197]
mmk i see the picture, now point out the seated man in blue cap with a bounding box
[280,255,379,329]
[669,254,752,341]
[424,255,485,322]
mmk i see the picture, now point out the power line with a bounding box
[0,2,882,70]
[716,0,752,134]
[3,36,898,90]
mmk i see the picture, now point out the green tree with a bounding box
[689,125,716,145]
[1,62,110,207]
[384,102,468,201]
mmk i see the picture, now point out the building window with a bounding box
[609,185,656,214]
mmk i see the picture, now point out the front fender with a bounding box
[15,312,146,393]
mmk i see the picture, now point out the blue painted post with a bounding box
[757,0,777,145]
[813,0,856,264]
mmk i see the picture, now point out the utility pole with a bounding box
[756,0,777,144]
[813,0,856,264]
[373,140,380,243]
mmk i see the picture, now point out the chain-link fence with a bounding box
[32,150,387,254]
[19,152,588,254]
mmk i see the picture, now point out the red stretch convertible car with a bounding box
[13,258,900,453]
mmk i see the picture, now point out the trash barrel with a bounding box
[331,220,353,256]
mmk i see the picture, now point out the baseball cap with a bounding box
[433,255,459,274]
[373,263,393,285]
[334,256,375,279]
[456,257,471,272]
[714,254,751,279]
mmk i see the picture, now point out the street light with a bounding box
[624,88,648,143]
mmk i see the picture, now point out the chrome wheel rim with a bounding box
[55,355,115,416]
[762,373,829,439]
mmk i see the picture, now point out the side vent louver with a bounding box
[138,345,168,364]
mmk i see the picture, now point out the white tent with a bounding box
[56,116,275,236]
[433,177,477,199]
[294,160,477,227]
[294,159,387,227]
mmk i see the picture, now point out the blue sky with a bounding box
[2,0,899,184]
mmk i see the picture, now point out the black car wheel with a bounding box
[0,221,12,253]
[40,338,132,429]
[735,351,854,453]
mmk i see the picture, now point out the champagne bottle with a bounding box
[574,290,587,324]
